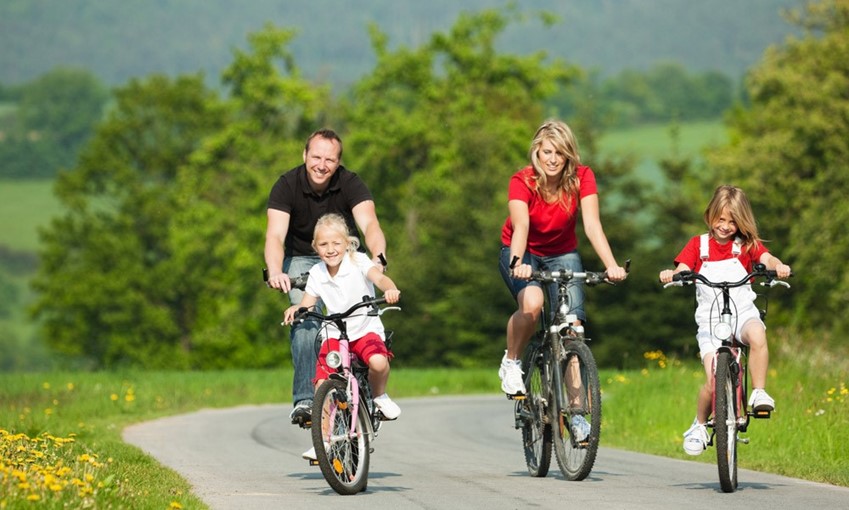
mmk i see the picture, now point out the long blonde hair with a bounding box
[312,213,360,258]
[703,185,762,252]
[528,120,582,210]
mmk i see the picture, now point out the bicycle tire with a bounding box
[312,379,370,495]
[714,351,738,493]
[552,340,601,481]
[518,343,552,477]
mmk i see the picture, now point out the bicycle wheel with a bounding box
[714,351,738,493]
[518,343,552,477]
[552,340,601,481]
[312,379,370,495]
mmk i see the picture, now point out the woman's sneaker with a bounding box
[374,393,401,420]
[498,352,526,396]
[748,389,775,411]
[289,400,313,427]
[682,419,708,456]
[570,415,591,442]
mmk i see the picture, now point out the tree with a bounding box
[31,74,227,367]
[342,9,579,366]
[710,0,849,336]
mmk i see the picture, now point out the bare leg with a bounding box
[697,354,714,423]
[742,320,769,389]
[505,286,544,359]
[368,354,390,396]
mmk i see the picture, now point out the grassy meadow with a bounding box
[1,333,847,508]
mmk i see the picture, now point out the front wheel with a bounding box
[714,351,738,493]
[312,379,370,495]
[518,342,552,477]
[552,340,601,481]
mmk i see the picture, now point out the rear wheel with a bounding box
[312,379,370,495]
[518,343,552,477]
[714,351,738,493]
[552,340,601,481]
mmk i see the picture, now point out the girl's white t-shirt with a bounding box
[305,251,386,341]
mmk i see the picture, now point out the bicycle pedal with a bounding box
[308,459,319,466]
[507,393,526,401]
[752,409,772,419]
[299,419,312,429]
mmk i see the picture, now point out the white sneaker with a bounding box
[570,415,591,442]
[302,442,329,461]
[748,389,775,411]
[498,351,526,396]
[682,418,708,456]
[373,393,401,420]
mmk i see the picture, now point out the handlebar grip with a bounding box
[378,253,388,267]
[672,270,693,282]
[510,256,520,269]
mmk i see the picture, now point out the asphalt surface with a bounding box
[123,395,849,509]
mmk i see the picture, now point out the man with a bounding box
[265,128,388,427]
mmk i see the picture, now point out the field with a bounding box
[1,332,846,508]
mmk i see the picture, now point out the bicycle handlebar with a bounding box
[524,259,631,287]
[293,296,390,325]
[663,264,793,289]
[262,268,309,290]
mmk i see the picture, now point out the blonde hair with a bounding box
[528,120,582,210]
[312,213,360,257]
[703,185,761,252]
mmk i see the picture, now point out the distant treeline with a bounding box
[0,63,734,179]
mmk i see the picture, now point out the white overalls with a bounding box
[694,234,764,359]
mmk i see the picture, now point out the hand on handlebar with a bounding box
[605,264,628,283]
[282,305,307,325]
[266,272,292,292]
[382,289,401,304]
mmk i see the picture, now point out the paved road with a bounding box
[123,395,849,510]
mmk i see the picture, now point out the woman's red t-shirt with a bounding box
[501,165,597,256]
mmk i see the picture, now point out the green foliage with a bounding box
[552,63,737,128]
[710,0,849,336]
[31,74,228,368]
[343,9,578,367]
[0,68,107,178]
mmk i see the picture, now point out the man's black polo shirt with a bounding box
[267,164,372,257]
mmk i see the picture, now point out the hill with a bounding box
[1,0,802,90]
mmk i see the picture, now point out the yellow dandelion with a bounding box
[66,382,75,391]
[110,394,119,401]
[170,502,184,509]
[42,382,50,390]
[26,494,40,502]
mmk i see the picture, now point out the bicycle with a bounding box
[291,296,400,495]
[663,263,791,493]
[512,258,628,481]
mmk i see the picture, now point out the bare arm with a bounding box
[265,208,292,291]
[367,266,401,304]
[759,252,792,279]
[507,199,533,279]
[659,262,692,284]
[352,200,388,268]
[283,292,319,324]
[581,194,626,281]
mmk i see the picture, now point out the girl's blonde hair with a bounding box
[528,120,582,210]
[312,213,360,257]
[704,185,762,252]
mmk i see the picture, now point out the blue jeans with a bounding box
[284,255,323,405]
[498,247,586,322]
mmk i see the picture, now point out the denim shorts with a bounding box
[499,246,586,322]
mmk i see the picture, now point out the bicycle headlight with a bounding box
[326,350,342,369]
[713,322,733,341]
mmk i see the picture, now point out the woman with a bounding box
[498,120,627,397]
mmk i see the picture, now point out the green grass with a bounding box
[0,179,62,252]
[2,331,847,508]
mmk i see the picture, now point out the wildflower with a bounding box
[170,502,184,509]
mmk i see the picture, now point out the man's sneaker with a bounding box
[748,389,775,411]
[570,415,591,442]
[682,418,709,456]
[289,400,312,426]
[302,441,330,461]
[499,352,526,396]
[373,393,401,420]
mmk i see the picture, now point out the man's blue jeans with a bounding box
[284,255,322,405]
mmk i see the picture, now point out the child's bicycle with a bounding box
[663,263,791,493]
[512,258,628,481]
[291,296,400,495]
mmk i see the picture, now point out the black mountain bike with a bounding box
[513,260,628,481]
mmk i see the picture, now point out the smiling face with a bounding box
[537,138,566,183]
[303,136,341,194]
[711,206,739,244]
[313,225,349,273]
